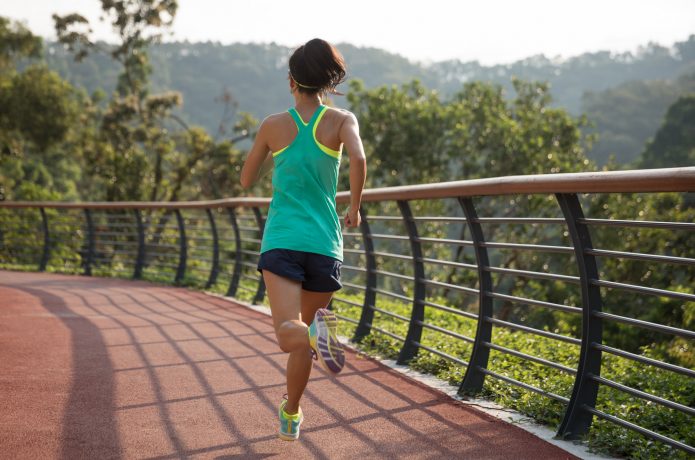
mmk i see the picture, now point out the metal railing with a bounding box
[1,167,694,455]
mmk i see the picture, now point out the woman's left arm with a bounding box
[240,119,272,189]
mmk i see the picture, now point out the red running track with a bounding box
[0,270,578,459]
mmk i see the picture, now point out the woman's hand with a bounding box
[344,207,361,228]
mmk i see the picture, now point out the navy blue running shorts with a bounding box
[257,248,342,292]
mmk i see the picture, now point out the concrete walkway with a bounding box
[0,270,578,459]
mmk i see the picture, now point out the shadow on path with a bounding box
[12,283,123,459]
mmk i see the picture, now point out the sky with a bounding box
[2,0,694,65]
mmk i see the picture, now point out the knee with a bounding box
[277,336,293,353]
[275,320,304,353]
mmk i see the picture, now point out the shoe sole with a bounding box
[313,309,345,374]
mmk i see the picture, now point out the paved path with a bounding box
[0,271,578,459]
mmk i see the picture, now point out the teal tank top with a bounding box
[260,105,343,261]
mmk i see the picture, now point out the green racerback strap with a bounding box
[288,106,326,130]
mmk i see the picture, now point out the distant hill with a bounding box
[582,72,695,165]
[42,35,695,164]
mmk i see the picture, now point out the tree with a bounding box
[0,17,82,201]
[581,74,695,166]
[0,66,79,153]
[346,80,449,187]
[347,77,593,187]
[346,77,693,363]
[0,17,41,73]
[54,1,180,201]
[53,1,251,202]
[639,95,695,169]
[346,77,596,322]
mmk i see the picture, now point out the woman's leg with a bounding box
[263,270,306,353]
[283,289,334,413]
[263,271,333,414]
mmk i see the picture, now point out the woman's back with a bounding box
[265,106,348,155]
[261,104,346,260]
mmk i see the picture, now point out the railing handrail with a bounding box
[1,167,693,209]
[353,167,695,203]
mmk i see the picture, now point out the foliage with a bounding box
[50,4,253,203]
[0,66,79,152]
[345,77,694,363]
[0,17,41,72]
[639,95,695,168]
[582,73,695,166]
[0,18,83,202]
[346,79,596,348]
[584,191,695,364]
[347,78,594,189]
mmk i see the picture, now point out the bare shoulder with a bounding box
[257,112,293,140]
[262,111,292,128]
[326,107,356,121]
[325,107,357,131]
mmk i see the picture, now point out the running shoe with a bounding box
[308,308,345,374]
[278,397,304,441]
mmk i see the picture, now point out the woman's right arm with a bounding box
[339,112,367,228]
[240,119,272,189]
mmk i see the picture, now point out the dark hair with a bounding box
[288,38,346,95]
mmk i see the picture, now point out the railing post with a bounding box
[205,208,220,289]
[458,197,494,394]
[174,209,187,284]
[226,207,242,297]
[83,208,95,276]
[396,200,426,364]
[252,207,266,304]
[39,208,50,271]
[353,206,377,341]
[556,193,603,439]
[133,209,145,279]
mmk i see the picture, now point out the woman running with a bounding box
[240,38,367,441]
